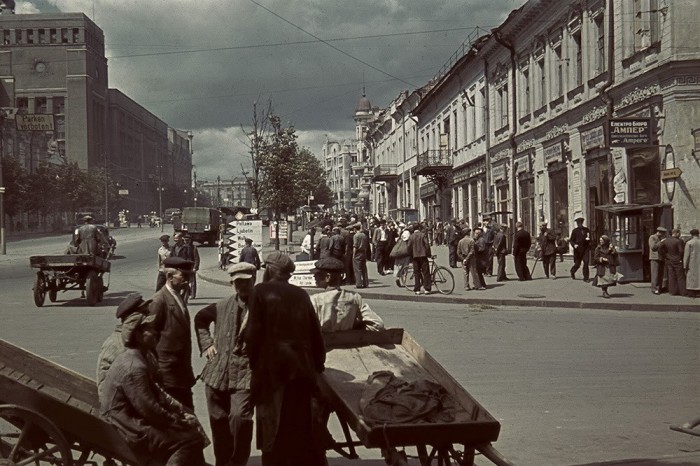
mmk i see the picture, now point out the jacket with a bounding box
[456,235,475,262]
[195,294,251,391]
[657,236,684,265]
[537,228,557,256]
[149,286,196,389]
[407,230,431,259]
[512,229,532,256]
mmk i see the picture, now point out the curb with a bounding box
[197,268,700,313]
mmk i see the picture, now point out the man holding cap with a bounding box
[149,256,197,408]
[569,216,591,281]
[195,262,257,466]
[649,226,667,294]
[246,251,326,465]
[310,257,384,332]
[156,234,171,291]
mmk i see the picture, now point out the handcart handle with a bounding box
[670,417,700,437]
[477,443,515,466]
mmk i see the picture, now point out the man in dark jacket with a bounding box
[512,221,532,281]
[171,234,200,300]
[658,228,686,296]
[239,237,261,269]
[100,310,206,466]
[246,251,326,466]
[195,262,257,466]
[329,227,345,261]
[537,221,557,279]
[352,223,370,288]
[483,220,495,276]
[472,228,488,290]
[445,219,457,268]
[148,257,197,408]
[493,224,509,282]
[569,216,591,281]
[407,222,432,295]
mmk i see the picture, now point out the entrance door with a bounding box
[519,176,535,234]
[549,164,569,236]
[586,157,611,242]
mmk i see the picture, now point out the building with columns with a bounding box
[366,0,699,283]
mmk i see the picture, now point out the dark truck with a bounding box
[176,207,223,246]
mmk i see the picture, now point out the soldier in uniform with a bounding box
[569,216,591,281]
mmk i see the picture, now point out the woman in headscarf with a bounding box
[593,235,618,298]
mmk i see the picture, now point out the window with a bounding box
[61,28,69,43]
[572,30,582,87]
[521,65,530,115]
[594,13,605,73]
[452,110,458,148]
[35,97,47,114]
[498,84,509,128]
[50,28,57,43]
[537,55,545,107]
[27,29,34,44]
[3,30,10,45]
[553,43,563,97]
[72,28,80,43]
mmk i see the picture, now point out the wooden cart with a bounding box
[319,329,514,466]
[29,255,110,307]
[0,338,141,465]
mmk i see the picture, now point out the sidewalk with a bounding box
[198,233,699,313]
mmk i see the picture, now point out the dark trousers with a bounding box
[651,260,664,292]
[205,385,253,466]
[570,248,590,280]
[353,255,369,288]
[666,262,687,296]
[514,252,532,281]
[447,244,457,268]
[164,386,194,410]
[471,259,486,289]
[412,256,431,292]
[189,272,197,298]
[541,254,556,277]
[156,271,167,291]
[496,253,507,281]
[343,254,355,285]
[375,242,388,274]
[486,245,494,275]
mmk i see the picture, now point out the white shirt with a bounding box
[165,283,187,316]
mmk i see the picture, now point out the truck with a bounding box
[176,207,223,246]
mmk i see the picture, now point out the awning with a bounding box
[594,203,672,215]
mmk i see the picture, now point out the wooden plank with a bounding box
[324,328,404,349]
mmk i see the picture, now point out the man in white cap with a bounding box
[649,226,667,294]
[195,262,257,466]
[569,216,591,281]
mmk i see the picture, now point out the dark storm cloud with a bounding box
[29,0,524,179]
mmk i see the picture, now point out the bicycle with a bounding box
[397,255,455,295]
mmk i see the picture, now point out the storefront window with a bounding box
[610,214,643,251]
[519,176,535,234]
[549,165,569,235]
[629,148,660,205]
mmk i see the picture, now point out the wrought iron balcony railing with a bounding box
[416,149,453,175]
[372,164,399,182]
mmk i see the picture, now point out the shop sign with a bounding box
[543,142,563,163]
[608,118,653,147]
[580,125,605,151]
[16,114,55,131]
[491,163,507,182]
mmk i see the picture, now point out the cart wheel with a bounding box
[97,276,105,303]
[433,266,455,295]
[33,273,46,307]
[48,281,58,303]
[400,264,414,291]
[0,404,73,466]
[86,271,100,306]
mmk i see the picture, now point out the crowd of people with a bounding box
[98,239,384,465]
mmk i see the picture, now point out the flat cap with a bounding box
[263,251,296,274]
[656,226,667,232]
[121,312,158,346]
[227,262,257,281]
[115,293,147,320]
[163,256,194,271]
[159,234,170,241]
[83,215,93,221]
[575,217,585,222]
[310,257,345,274]
[690,228,699,236]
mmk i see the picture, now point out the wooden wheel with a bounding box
[96,276,105,303]
[86,271,100,306]
[0,404,73,466]
[33,273,46,307]
[48,281,58,303]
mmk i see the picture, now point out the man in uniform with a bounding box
[445,219,457,268]
[194,262,257,466]
[149,257,197,408]
[240,237,261,269]
[569,216,591,281]
[493,224,509,282]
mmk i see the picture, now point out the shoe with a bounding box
[602,292,611,298]
[552,275,557,280]
[571,271,576,280]
[478,287,486,290]
[395,278,401,287]
[464,287,472,291]
[653,290,660,295]
[415,291,421,295]
[422,290,430,295]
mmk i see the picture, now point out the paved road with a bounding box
[1,229,698,465]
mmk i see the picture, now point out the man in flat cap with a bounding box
[239,237,261,270]
[352,222,370,288]
[310,257,384,333]
[246,251,326,465]
[569,216,591,281]
[156,234,171,291]
[658,228,686,296]
[649,226,667,294]
[195,262,257,466]
[100,310,207,466]
[75,214,108,256]
[149,256,197,408]
[536,221,557,279]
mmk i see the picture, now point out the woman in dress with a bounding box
[593,235,618,298]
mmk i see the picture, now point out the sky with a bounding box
[14,0,526,182]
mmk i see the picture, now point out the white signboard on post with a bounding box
[289,260,316,288]
[269,220,288,240]
[227,220,264,264]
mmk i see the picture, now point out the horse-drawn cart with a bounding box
[0,338,141,465]
[29,255,110,307]
[320,329,514,466]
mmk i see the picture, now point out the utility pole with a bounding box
[216,175,221,207]
[103,145,109,226]
[0,109,6,254]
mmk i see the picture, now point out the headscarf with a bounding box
[600,235,610,246]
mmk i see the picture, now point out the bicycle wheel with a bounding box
[400,264,414,291]
[433,266,455,295]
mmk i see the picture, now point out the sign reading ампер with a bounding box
[16,114,55,131]
[608,118,653,147]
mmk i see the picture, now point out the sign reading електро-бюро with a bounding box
[608,118,653,147]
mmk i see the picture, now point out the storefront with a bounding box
[453,158,485,227]
[580,124,611,242]
[543,137,570,235]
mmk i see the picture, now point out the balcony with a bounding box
[372,164,399,182]
[416,149,452,177]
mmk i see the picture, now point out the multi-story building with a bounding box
[367,0,700,282]
[197,177,252,208]
[0,11,192,223]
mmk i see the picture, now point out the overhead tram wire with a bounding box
[246,0,417,89]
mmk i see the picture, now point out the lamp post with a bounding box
[0,110,6,254]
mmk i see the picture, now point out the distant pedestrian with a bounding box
[239,237,261,269]
[372,220,389,275]
[352,223,369,288]
[537,221,557,279]
[658,228,686,296]
[137,215,143,228]
[555,232,568,262]
[407,222,432,295]
[456,227,475,290]
[683,228,700,298]
[445,219,457,268]
[329,227,345,261]
[569,217,591,281]
[472,228,488,290]
[493,224,509,282]
[512,222,532,281]
[392,224,411,287]
[156,234,171,291]
[483,220,495,276]
[592,235,618,299]
[649,226,667,294]
[317,226,332,259]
